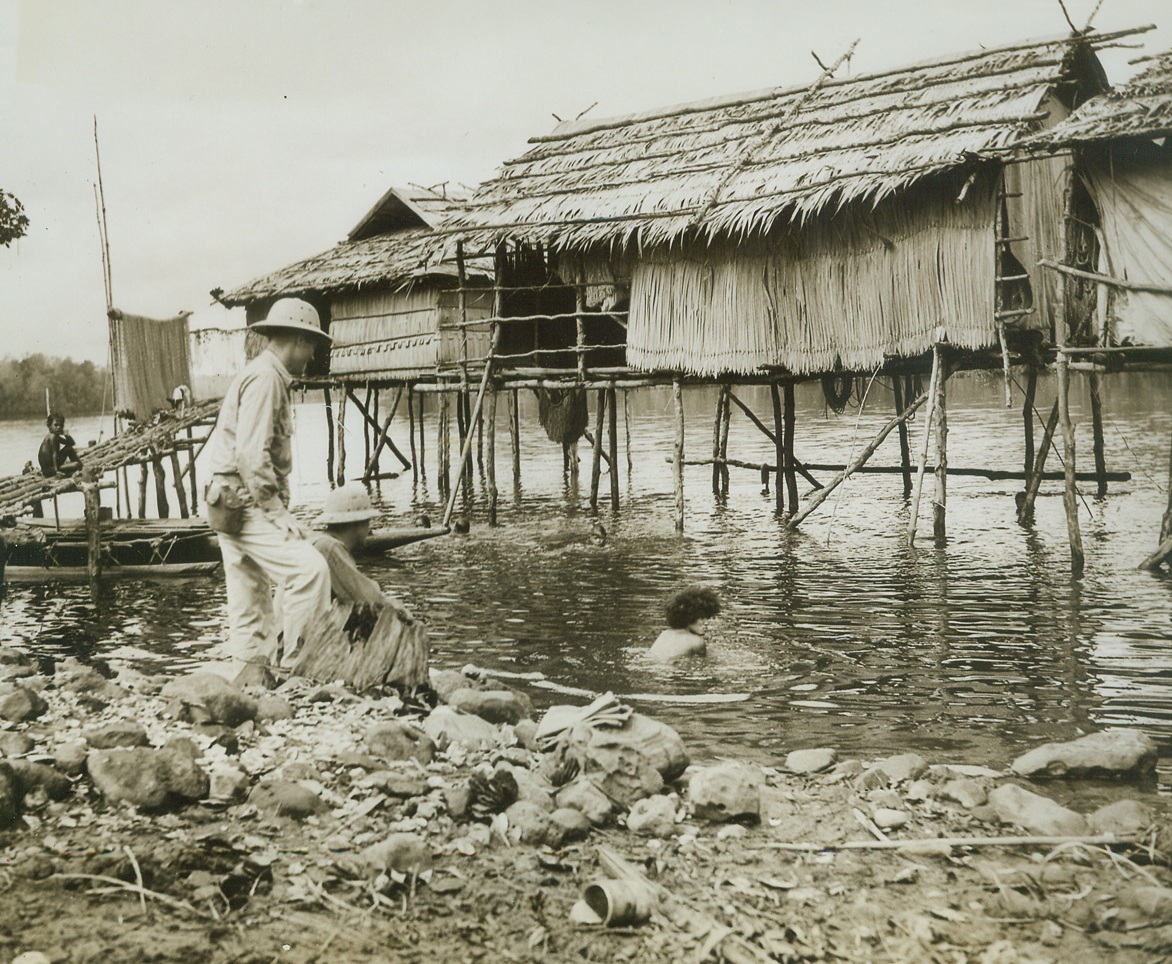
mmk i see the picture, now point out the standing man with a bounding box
[205,298,332,668]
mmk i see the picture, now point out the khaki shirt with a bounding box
[310,531,386,606]
[206,348,294,518]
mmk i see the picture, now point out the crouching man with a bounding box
[205,298,333,668]
[311,483,408,612]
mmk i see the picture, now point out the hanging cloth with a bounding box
[108,308,193,418]
[536,387,588,445]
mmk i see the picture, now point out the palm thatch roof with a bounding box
[448,31,1140,251]
[219,188,488,309]
[1029,47,1172,147]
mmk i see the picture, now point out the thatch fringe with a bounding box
[625,179,997,376]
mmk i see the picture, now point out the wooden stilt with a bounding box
[1056,353,1085,576]
[783,382,798,517]
[186,425,198,513]
[726,390,822,490]
[486,384,498,526]
[360,387,407,482]
[607,386,619,511]
[1162,431,1172,544]
[82,465,102,595]
[1022,366,1038,484]
[438,392,450,499]
[933,354,948,541]
[770,384,785,515]
[508,389,521,495]
[137,462,148,519]
[893,376,912,498]
[417,390,426,481]
[589,389,606,510]
[563,442,571,477]
[790,388,930,528]
[152,457,170,519]
[455,389,468,501]
[407,387,418,483]
[475,389,485,477]
[1139,431,1172,570]
[1018,400,1059,524]
[324,387,335,483]
[623,389,633,483]
[336,391,347,486]
[372,388,381,478]
[168,450,189,518]
[461,389,474,507]
[673,377,685,532]
[441,326,503,529]
[718,384,731,496]
[908,345,943,546]
[711,388,724,497]
[1088,371,1108,497]
[363,386,372,473]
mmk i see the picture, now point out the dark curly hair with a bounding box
[664,586,721,629]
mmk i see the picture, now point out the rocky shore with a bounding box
[1,646,1170,963]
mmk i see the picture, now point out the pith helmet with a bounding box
[252,297,332,342]
[321,483,379,526]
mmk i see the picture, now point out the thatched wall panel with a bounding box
[627,185,997,376]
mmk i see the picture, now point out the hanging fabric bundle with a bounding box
[535,387,588,445]
[821,372,854,414]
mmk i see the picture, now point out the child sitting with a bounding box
[649,586,721,660]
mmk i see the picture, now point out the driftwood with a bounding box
[293,599,428,691]
[763,832,1131,852]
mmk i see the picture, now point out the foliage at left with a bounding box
[0,189,30,248]
[0,354,109,419]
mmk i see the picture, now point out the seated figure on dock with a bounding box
[312,483,407,611]
[649,586,721,661]
[37,413,80,478]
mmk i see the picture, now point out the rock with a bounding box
[52,741,88,777]
[499,764,554,811]
[549,807,591,843]
[443,783,473,819]
[987,783,1089,836]
[689,764,762,823]
[9,761,71,802]
[249,780,328,820]
[627,794,678,837]
[208,766,250,804]
[447,688,532,726]
[927,763,1002,781]
[0,732,36,756]
[937,778,989,809]
[505,800,556,846]
[0,761,21,828]
[904,779,934,803]
[556,779,613,826]
[196,723,240,755]
[514,719,539,751]
[334,751,385,770]
[56,661,127,700]
[1010,729,1158,780]
[421,706,499,750]
[1087,799,1153,836]
[785,748,837,774]
[579,741,663,808]
[232,662,278,690]
[360,833,430,875]
[364,771,429,799]
[12,953,52,964]
[1121,884,1172,920]
[429,669,467,703]
[160,672,258,727]
[0,683,47,723]
[872,753,928,785]
[717,824,748,842]
[84,721,149,749]
[255,695,294,722]
[567,714,688,782]
[872,808,908,830]
[365,721,436,764]
[0,646,29,666]
[866,788,902,809]
[87,745,208,809]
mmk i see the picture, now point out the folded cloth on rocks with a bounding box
[535,692,632,751]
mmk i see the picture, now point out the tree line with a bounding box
[0,354,110,420]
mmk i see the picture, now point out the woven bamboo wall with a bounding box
[626,182,997,376]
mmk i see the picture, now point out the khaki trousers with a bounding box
[217,506,331,666]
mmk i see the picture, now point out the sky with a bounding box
[0,0,1166,365]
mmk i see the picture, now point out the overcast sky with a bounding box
[0,0,1165,365]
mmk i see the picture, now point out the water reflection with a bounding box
[1,372,1170,768]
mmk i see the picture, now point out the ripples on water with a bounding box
[2,373,1171,770]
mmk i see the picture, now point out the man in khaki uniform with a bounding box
[205,298,332,667]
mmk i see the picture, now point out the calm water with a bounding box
[2,371,1171,773]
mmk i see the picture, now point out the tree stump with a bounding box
[293,600,429,691]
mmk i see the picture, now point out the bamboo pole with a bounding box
[486,384,498,526]
[770,384,785,515]
[623,389,633,484]
[438,392,450,499]
[589,390,606,510]
[893,376,912,497]
[1056,171,1085,577]
[673,378,685,532]
[363,386,372,473]
[81,465,102,595]
[783,382,798,517]
[336,391,347,486]
[455,389,468,502]
[509,389,521,495]
[607,385,619,511]
[933,352,948,541]
[1162,431,1172,545]
[791,389,930,529]
[1088,371,1108,497]
[406,387,418,483]
[168,450,189,518]
[718,384,731,496]
[324,388,335,483]
[462,390,474,510]
[764,832,1133,853]
[417,390,426,482]
[1022,365,1038,483]
[373,388,382,477]
[1017,401,1060,524]
[711,387,724,497]
[907,346,943,546]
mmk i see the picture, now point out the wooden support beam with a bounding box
[726,390,823,490]
[417,390,426,481]
[783,382,798,518]
[185,425,198,514]
[406,387,418,483]
[623,389,634,483]
[589,389,606,510]
[607,386,619,511]
[1088,371,1108,497]
[673,378,684,532]
[509,389,521,496]
[770,384,784,515]
[324,387,335,484]
[790,389,929,529]
[168,450,189,519]
[442,327,503,529]
[1056,339,1085,577]
[908,346,943,546]
[933,350,948,541]
[486,385,498,526]
[718,385,731,496]
[1022,365,1038,483]
[137,462,148,519]
[711,387,724,497]
[81,465,102,595]
[1017,400,1059,524]
[893,376,912,498]
[438,393,450,499]
[360,387,407,482]
[152,457,170,519]
[336,391,347,486]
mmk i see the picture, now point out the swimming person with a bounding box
[649,586,721,660]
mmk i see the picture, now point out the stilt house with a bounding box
[447,32,1141,378]
[218,186,492,380]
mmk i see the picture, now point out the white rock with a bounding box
[1011,730,1158,780]
[785,748,837,774]
[987,784,1089,836]
[872,808,908,830]
[626,794,677,837]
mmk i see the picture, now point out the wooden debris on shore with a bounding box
[293,600,428,691]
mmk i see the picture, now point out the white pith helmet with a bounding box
[252,297,332,342]
[321,483,379,526]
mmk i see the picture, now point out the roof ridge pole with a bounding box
[686,39,859,233]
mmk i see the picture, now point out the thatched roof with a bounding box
[1029,47,1172,147]
[219,189,488,308]
[448,31,1136,250]
[348,185,469,241]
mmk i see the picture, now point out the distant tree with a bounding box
[0,354,110,419]
[0,189,29,247]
